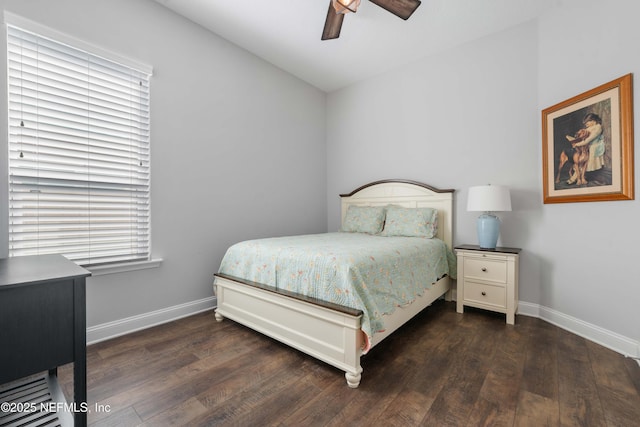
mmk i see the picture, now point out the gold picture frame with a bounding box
[542,74,634,204]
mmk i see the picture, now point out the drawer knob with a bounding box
[481,291,487,296]
[481,267,487,272]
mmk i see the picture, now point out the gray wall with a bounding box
[536,0,639,343]
[327,0,639,350]
[0,0,327,328]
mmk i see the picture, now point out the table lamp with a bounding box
[467,185,511,249]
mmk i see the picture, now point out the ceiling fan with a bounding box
[322,0,422,40]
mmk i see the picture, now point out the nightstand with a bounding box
[455,244,521,324]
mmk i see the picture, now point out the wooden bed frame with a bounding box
[213,180,454,388]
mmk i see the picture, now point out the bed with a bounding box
[213,179,455,388]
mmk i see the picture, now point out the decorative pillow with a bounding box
[340,205,386,234]
[381,206,438,238]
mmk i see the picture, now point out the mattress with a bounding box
[218,232,456,346]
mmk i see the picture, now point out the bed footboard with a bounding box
[213,274,365,388]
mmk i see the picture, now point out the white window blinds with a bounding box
[7,25,151,267]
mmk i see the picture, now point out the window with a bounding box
[7,24,151,267]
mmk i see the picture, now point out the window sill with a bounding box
[87,258,163,276]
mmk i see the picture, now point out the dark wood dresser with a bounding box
[0,254,90,426]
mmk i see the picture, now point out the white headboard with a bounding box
[340,180,454,249]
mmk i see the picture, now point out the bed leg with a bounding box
[345,371,361,388]
[214,310,224,322]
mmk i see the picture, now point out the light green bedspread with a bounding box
[218,232,456,347]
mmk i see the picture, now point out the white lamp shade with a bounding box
[467,185,512,212]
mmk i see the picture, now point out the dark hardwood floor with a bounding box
[59,301,640,426]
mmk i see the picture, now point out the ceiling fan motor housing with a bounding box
[332,0,361,14]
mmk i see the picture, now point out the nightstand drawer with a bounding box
[463,258,507,283]
[464,281,506,308]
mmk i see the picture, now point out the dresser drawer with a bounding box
[464,281,506,309]
[463,257,507,283]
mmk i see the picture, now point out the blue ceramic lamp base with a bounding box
[476,213,500,249]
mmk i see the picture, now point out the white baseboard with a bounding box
[518,301,640,363]
[86,296,640,368]
[86,296,217,345]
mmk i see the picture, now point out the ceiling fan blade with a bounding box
[368,0,421,20]
[322,2,345,40]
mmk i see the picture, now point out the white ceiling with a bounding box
[154,0,554,92]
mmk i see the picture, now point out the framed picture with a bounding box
[542,74,634,204]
